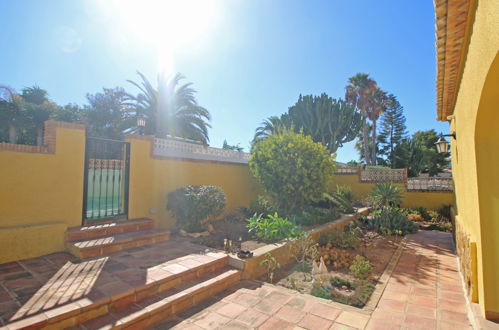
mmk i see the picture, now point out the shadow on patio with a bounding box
[0,238,217,326]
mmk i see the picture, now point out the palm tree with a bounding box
[345,73,377,165]
[126,71,211,144]
[253,115,290,142]
[367,87,389,164]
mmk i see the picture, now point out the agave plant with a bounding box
[370,182,403,208]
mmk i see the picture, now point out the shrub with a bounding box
[311,285,331,299]
[349,256,373,280]
[166,186,226,232]
[291,206,339,226]
[290,236,319,272]
[370,182,403,208]
[248,195,277,217]
[407,213,424,222]
[414,207,430,220]
[260,253,280,283]
[247,212,302,242]
[319,224,361,249]
[324,193,354,214]
[427,210,442,222]
[317,245,356,269]
[438,205,452,220]
[367,207,419,236]
[249,130,336,211]
[335,185,355,203]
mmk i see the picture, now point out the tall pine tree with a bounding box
[377,95,407,167]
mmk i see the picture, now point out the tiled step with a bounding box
[67,218,154,241]
[81,267,241,329]
[67,229,171,258]
[5,251,230,330]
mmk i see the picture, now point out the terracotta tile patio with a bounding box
[154,231,477,329]
[0,238,223,327]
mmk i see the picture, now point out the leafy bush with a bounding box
[413,206,430,220]
[367,207,418,235]
[349,256,373,280]
[324,193,354,214]
[427,210,442,222]
[319,224,361,249]
[248,195,277,217]
[438,205,452,220]
[260,253,280,283]
[249,130,336,211]
[335,185,355,203]
[311,285,331,299]
[291,206,339,226]
[247,212,302,242]
[370,182,403,208]
[166,186,226,232]
[290,236,319,272]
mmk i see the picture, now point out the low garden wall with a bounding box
[332,171,454,210]
[125,135,260,230]
[0,121,86,263]
[229,208,370,279]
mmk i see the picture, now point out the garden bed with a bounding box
[225,208,370,278]
[271,232,402,308]
[184,207,365,253]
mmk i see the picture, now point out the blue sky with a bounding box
[0,0,449,162]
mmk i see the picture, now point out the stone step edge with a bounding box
[84,269,241,329]
[5,253,229,330]
[66,230,171,258]
[66,218,154,241]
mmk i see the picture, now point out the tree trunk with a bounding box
[371,119,377,165]
[362,118,371,165]
[8,124,17,144]
[36,127,44,146]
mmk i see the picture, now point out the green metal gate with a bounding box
[82,137,130,223]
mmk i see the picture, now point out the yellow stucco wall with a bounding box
[332,174,453,210]
[0,126,85,263]
[449,0,499,317]
[126,136,260,230]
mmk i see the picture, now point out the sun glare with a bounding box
[106,0,218,74]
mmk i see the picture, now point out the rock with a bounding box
[179,229,188,236]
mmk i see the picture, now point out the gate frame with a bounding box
[81,136,131,226]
